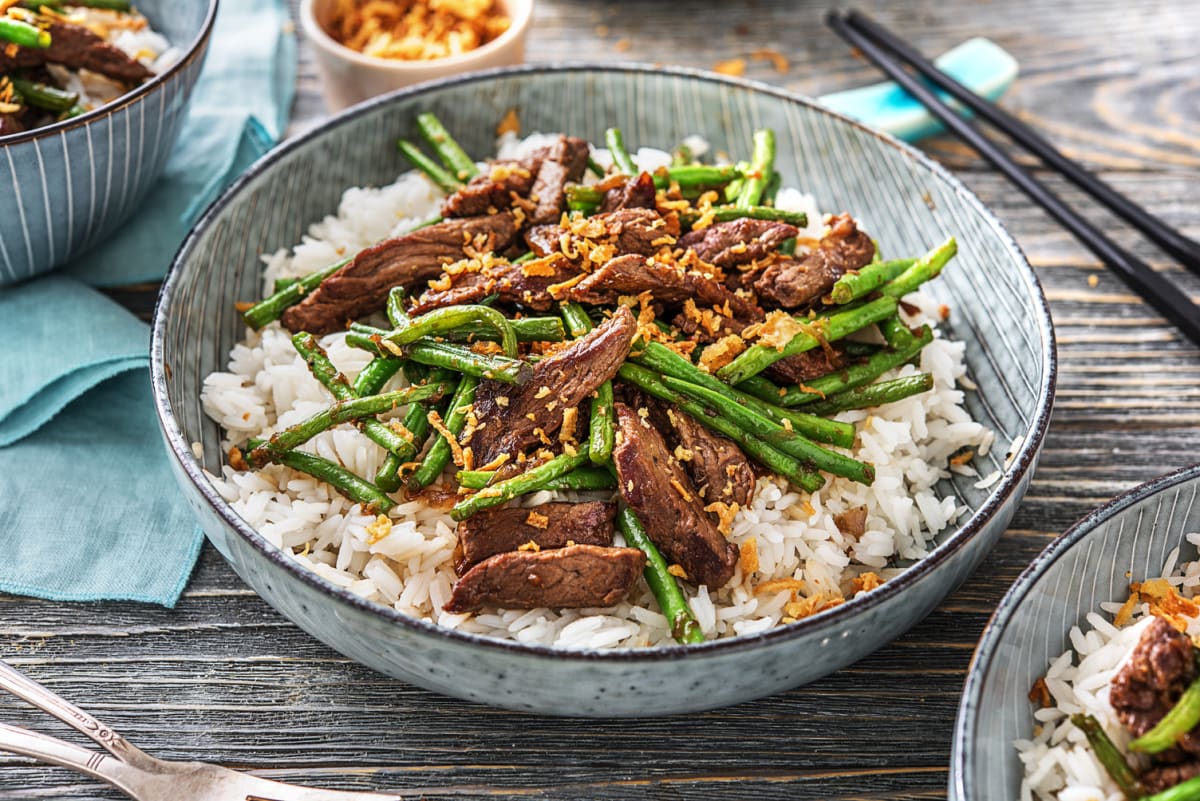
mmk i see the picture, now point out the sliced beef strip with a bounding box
[1142,763,1200,795]
[528,136,591,224]
[443,544,646,613]
[570,253,762,324]
[766,345,849,385]
[834,506,869,540]
[753,213,875,309]
[1110,617,1196,738]
[678,218,798,270]
[525,208,679,260]
[441,163,536,218]
[599,171,657,213]
[612,403,739,588]
[661,406,755,508]
[468,305,636,465]
[410,254,580,314]
[280,214,517,335]
[452,501,616,575]
[0,20,154,84]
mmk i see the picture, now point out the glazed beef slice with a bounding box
[753,213,875,309]
[453,501,616,575]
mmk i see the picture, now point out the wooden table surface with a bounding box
[4,1,1200,798]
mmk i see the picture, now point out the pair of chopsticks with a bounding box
[826,9,1200,346]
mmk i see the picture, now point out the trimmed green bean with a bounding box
[616,506,705,644]
[1131,674,1200,754]
[829,258,916,305]
[723,160,749,202]
[586,155,605,177]
[387,286,409,328]
[246,381,451,467]
[408,375,478,490]
[457,465,615,491]
[345,327,531,385]
[415,112,477,181]
[383,304,517,359]
[654,164,742,189]
[632,342,855,448]
[352,356,403,397]
[660,375,874,485]
[680,205,808,228]
[560,302,615,464]
[242,439,394,513]
[351,316,562,345]
[0,17,50,48]
[736,128,776,208]
[762,170,782,205]
[716,295,900,385]
[802,373,934,415]
[23,0,131,8]
[9,77,76,112]
[878,237,957,299]
[775,326,934,407]
[397,138,462,193]
[450,445,592,520]
[376,366,452,492]
[778,237,797,256]
[1069,714,1144,800]
[617,362,824,493]
[241,259,348,330]
[605,127,638,175]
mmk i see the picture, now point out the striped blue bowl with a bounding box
[0,0,217,285]
[153,65,1056,716]
[952,463,1200,800]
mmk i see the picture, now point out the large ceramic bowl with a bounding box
[0,0,217,285]
[952,462,1200,800]
[152,65,1055,717]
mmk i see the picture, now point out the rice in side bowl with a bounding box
[1016,535,1200,801]
[200,133,996,649]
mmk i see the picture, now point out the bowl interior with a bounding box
[157,66,1052,648]
[954,464,1200,801]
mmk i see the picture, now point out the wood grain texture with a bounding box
[4,0,1199,798]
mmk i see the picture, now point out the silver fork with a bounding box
[0,659,403,801]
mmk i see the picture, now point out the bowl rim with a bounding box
[951,460,1200,801]
[299,0,532,73]
[0,0,220,147]
[152,62,1057,664]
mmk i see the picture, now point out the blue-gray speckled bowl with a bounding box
[0,0,217,285]
[152,65,1056,717]
[952,462,1200,800]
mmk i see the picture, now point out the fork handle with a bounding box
[0,660,156,770]
[0,722,146,798]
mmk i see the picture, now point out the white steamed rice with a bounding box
[199,133,997,649]
[1016,533,1200,801]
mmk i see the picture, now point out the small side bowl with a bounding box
[952,462,1200,800]
[0,0,218,285]
[300,0,532,112]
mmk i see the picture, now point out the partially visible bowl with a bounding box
[152,65,1055,717]
[0,0,218,286]
[301,0,532,112]
[952,462,1200,800]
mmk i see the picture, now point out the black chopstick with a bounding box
[825,10,1200,347]
[840,9,1200,278]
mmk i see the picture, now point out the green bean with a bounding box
[241,261,349,330]
[415,112,477,181]
[775,326,934,407]
[586,155,605,177]
[605,127,638,175]
[351,316,563,345]
[397,139,462,193]
[559,302,615,463]
[0,17,50,48]
[376,366,452,492]
[23,0,131,8]
[292,333,414,458]
[617,362,824,493]
[802,373,934,415]
[778,237,797,256]
[878,237,957,299]
[829,258,916,305]
[1069,714,1144,800]
[1131,674,1200,754]
[1140,776,1200,801]
[386,286,409,328]
[57,102,87,120]
[716,295,900,385]
[736,128,776,208]
[671,142,694,167]
[660,375,874,485]
[457,465,615,491]
[242,439,394,513]
[450,445,592,521]
[246,381,451,468]
[351,356,403,397]
[762,170,782,205]
[383,304,517,359]
[345,328,531,384]
[680,205,808,228]
[560,301,594,338]
[632,342,855,448]
[273,277,299,294]
[9,77,76,112]
[723,160,750,202]
[616,506,705,644]
[408,375,478,490]
[653,164,742,189]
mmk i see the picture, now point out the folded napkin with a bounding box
[0,0,295,606]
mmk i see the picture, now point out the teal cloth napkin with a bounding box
[0,0,295,607]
